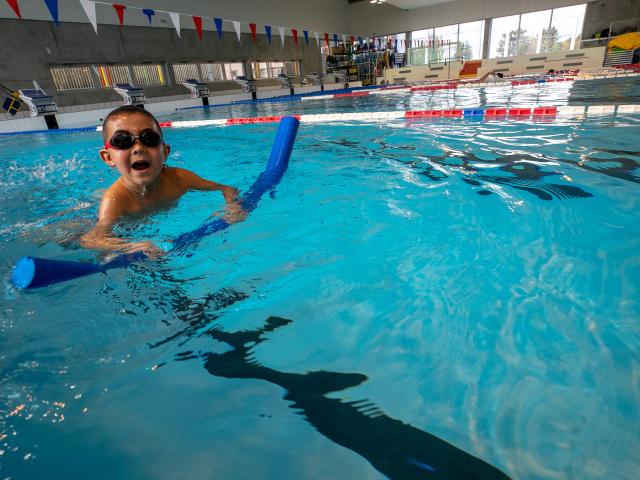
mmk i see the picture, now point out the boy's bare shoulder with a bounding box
[98,181,137,221]
[165,167,222,191]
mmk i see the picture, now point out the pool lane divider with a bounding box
[10,116,300,289]
[94,104,639,132]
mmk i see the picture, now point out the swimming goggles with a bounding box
[105,129,162,150]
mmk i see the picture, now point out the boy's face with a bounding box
[99,112,170,189]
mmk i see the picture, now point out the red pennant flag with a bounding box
[250,23,257,42]
[192,16,202,40]
[351,35,355,45]
[324,32,329,48]
[291,28,298,46]
[6,0,21,19]
[112,4,126,26]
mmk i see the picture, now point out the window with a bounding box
[407,29,433,66]
[489,4,587,57]
[223,62,244,80]
[132,64,165,86]
[95,65,131,87]
[409,21,485,65]
[200,63,224,81]
[489,14,520,58]
[50,66,95,91]
[518,10,552,56]
[172,64,199,83]
[433,24,459,62]
[546,4,586,52]
[392,32,406,54]
[458,21,485,60]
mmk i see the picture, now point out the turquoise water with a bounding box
[1,81,640,479]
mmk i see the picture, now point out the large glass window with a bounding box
[546,4,586,52]
[489,15,520,58]
[172,64,199,83]
[223,62,244,80]
[458,21,484,60]
[489,4,587,57]
[408,29,433,66]
[433,24,459,62]
[200,63,224,81]
[518,10,552,56]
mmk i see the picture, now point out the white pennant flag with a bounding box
[314,31,319,47]
[168,12,180,37]
[232,21,241,42]
[78,0,97,34]
[342,34,346,46]
[278,27,285,48]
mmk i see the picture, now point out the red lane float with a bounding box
[225,115,301,125]
[334,91,370,98]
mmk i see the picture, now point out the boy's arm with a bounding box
[475,70,494,83]
[80,193,161,255]
[174,168,247,223]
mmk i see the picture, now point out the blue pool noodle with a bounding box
[11,116,300,289]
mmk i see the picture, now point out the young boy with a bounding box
[81,105,246,255]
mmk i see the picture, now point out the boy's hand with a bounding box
[123,240,166,258]
[223,202,248,224]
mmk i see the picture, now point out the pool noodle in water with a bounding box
[11,116,300,289]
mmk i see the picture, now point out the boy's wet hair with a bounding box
[101,105,162,142]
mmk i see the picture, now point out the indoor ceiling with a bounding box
[347,0,455,9]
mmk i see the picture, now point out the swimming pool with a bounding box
[1,78,639,479]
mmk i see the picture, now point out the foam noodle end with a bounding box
[11,256,36,289]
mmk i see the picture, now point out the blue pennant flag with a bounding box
[265,25,272,44]
[303,30,309,46]
[333,33,338,46]
[214,18,223,39]
[43,0,59,25]
[394,39,398,50]
[142,8,155,24]
[358,36,363,47]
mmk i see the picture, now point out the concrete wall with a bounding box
[582,0,640,39]
[0,17,322,108]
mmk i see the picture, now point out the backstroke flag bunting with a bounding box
[142,8,154,24]
[78,0,97,33]
[232,20,241,42]
[112,4,125,26]
[9,1,373,51]
[278,26,285,47]
[44,0,59,25]
[213,17,223,39]
[192,15,202,39]
[5,0,21,19]
[168,11,180,37]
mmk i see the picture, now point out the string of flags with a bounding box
[4,0,449,50]
[2,0,385,49]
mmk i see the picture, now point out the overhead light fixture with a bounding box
[369,0,385,4]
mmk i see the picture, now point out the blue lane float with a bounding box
[11,116,300,289]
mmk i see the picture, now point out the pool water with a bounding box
[1,80,640,479]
